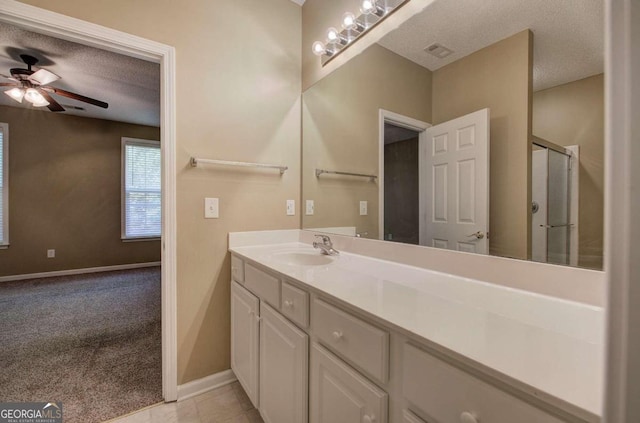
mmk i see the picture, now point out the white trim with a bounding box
[0,0,178,402]
[566,145,580,267]
[0,122,8,247]
[0,261,161,283]
[177,369,237,401]
[604,0,640,421]
[378,109,430,241]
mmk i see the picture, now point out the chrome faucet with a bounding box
[313,234,339,256]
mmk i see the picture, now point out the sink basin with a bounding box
[272,250,335,266]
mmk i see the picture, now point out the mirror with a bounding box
[302,0,604,270]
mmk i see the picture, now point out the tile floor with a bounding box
[107,382,263,423]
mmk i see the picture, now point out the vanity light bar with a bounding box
[312,0,410,65]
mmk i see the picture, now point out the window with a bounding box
[122,138,161,240]
[0,122,7,247]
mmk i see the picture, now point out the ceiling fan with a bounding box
[0,54,108,112]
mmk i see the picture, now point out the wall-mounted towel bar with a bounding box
[190,157,288,174]
[315,169,377,182]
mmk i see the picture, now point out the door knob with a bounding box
[332,331,343,341]
[362,414,376,423]
[466,231,485,239]
[283,300,294,308]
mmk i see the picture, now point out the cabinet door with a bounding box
[231,281,260,407]
[310,342,388,423]
[259,302,309,423]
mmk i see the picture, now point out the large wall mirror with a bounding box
[302,0,604,270]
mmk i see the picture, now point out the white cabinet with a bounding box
[259,302,309,423]
[231,281,260,407]
[310,342,388,423]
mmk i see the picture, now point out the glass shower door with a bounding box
[546,149,571,265]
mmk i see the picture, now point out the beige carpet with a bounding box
[0,267,162,423]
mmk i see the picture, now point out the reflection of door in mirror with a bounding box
[422,109,490,255]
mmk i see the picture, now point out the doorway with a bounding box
[0,0,177,407]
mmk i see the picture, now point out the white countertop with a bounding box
[229,241,605,419]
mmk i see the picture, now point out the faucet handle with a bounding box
[314,234,331,244]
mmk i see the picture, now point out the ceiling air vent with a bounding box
[424,43,453,59]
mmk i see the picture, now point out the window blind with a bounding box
[123,140,161,238]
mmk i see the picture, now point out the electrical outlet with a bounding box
[286,200,296,216]
[359,200,368,216]
[205,198,219,219]
[47,249,55,258]
[305,200,314,215]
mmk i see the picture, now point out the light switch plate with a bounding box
[47,249,55,258]
[205,197,219,219]
[287,200,296,216]
[305,200,314,215]
[359,200,368,216]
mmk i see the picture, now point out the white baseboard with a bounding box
[177,369,237,401]
[0,261,161,283]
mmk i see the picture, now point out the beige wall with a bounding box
[16,0,302,384]
[302,44,432,238]
[0,105,160,277]
[432,30,533,260]
[533,74,604,269]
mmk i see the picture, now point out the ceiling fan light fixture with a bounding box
[4,87,25,103]
[24,88,49,107]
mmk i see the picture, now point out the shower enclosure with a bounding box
[531,137,578,266]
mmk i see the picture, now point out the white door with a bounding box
[259,302,309,423]
[231,281,260,407]
[310,343,388,423]
[421,108,490,254]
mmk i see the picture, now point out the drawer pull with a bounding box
[283,300,294,308]
[362,414,375,423]
[332,330,343,341]
[460,411,478,423]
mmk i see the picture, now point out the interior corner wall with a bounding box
[0,105,160,277]
[15,0,302,385]
[533,73,604,270]
[302,44,432,239]
[432,30,533,261]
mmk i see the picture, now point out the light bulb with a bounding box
[24,89,49,107]
[32,97,50,107]
[342,12,357,30]
[312,41,327,56]
[360,0,377,14]
[4,87,25,103]
[326,27,341,44]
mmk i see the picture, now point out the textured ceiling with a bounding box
[378,0,603,91]
[0,24,160,127]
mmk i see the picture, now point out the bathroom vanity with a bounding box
[229,230,604,423]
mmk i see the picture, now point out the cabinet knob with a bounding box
[283,300,294,308]
[460,411,478,423]
[362,414,375,423]
[332,330,343,341]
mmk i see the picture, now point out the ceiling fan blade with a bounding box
[43,87,108,109]
[0,82,19,87]
[38,89,65,112]
[0,74,18,82]
[28,69,60,86]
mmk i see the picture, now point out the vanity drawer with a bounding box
[402,343,564,423]
[244,263,280,308]
[231,255,245,283]
[312,298,389,383]
[281,281,309,328]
